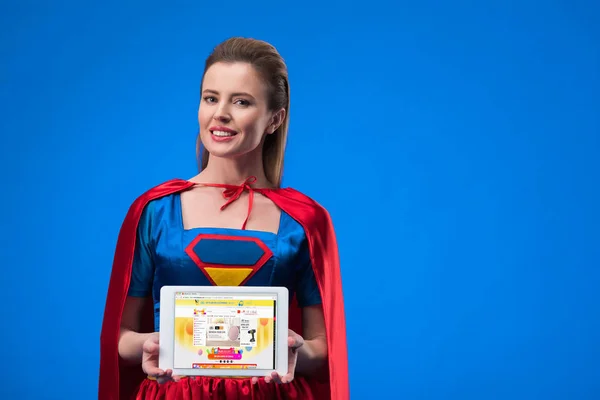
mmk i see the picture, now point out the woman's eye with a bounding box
[204,96,217,103]
[235,99,250,106]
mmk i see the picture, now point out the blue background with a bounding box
[1,1,599,399]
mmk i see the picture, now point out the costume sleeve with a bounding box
[296,236,323,307]
[127,202,155,297]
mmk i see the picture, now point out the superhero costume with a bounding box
[99,178,349,400]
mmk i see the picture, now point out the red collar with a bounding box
[195,176,259,230]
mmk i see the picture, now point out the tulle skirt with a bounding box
[135,376,315,400]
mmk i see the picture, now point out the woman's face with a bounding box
[198,62,279,160]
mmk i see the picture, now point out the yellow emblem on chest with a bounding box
[184,234,274,287]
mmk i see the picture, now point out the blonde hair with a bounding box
[196,37,290,187]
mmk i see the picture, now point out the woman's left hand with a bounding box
[253,329,304,384]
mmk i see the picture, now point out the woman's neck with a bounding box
[193,154,272,188]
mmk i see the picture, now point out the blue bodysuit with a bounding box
[127,193,322,330]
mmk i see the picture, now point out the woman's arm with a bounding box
[118,296,154,365]
[118,202,157,365]
[295,304,328,376]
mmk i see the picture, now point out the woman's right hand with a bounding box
[141,332,176,384]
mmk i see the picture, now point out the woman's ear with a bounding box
[267,108,286,134]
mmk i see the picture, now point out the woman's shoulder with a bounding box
[123,178,191,219]
[263,187,334,232]
[267,187,331,216]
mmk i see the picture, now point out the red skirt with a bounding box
[135,376,315,400]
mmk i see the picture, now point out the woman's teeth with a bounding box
[212,130,236,137]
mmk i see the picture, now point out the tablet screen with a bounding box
[172,291,278,370]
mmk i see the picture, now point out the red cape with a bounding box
[99,179,349,400]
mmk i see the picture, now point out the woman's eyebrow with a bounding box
[202,89,255,99]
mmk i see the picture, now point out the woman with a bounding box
[99,37,349,400]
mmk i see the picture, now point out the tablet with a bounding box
[159,285,289,377]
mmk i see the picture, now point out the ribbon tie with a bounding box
[199,176,258,230]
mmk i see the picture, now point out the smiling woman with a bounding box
[197,39,290,188]
[200,63,282,155]
[197,61,286,187]
[98,37,349,400]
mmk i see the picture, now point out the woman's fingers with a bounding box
[143,339,159,354]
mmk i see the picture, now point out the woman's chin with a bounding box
[203,146,238,159]
[201,141,261,161]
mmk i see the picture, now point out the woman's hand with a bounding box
[141,332,178,384]
[253,329,304,385]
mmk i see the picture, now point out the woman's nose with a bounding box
[213,105,231,122]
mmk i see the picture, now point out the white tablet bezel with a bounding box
[159,285,289,377]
